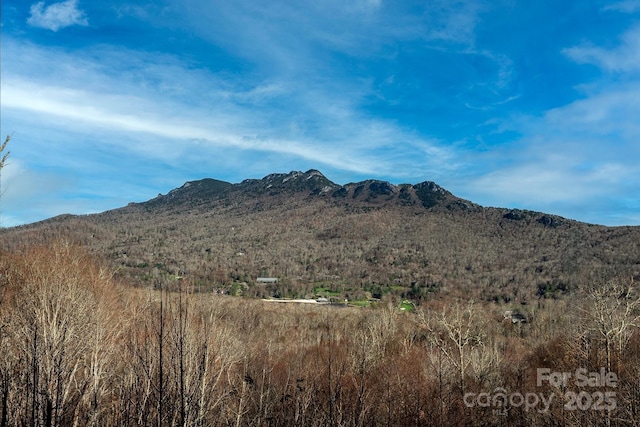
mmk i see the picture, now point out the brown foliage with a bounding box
[1,242,639,426]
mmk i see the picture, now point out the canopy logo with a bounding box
[463,368,617,415]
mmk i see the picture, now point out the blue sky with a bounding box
[1,0,639,226]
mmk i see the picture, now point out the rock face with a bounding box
[538,215,564,227]
[341,180,399,202]
[503,209,527,221]
[502,209,566,227]
[138,178,233,212]
[413,181,451,208]
[241,169,341,196]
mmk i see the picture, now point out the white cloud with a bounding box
[27,0,88,32]
[467,159,633,205]
[542,86,640,141]
[459,68,640,225]
[563,25,640,72]
[603,0,640,13]
[462,77,640,222]
[2,79,374,174]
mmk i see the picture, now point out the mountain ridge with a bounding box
[141,169,485,215]
[2,169,638,303]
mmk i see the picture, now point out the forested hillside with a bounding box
[3,170,639,304]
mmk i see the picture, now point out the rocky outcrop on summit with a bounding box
[240,170,341,196]
[329,178,477,211]
[337,180,399,202]
[142,178,233,210]
[413,181,450,208]
[140,169,476,212]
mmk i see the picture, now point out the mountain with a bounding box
[141,169,475,211]
[2,169,639,302]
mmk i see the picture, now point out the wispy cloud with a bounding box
[603,0,640,13]
[27,0,88,31]
[1,38,457,204]
[3,73,452,178]
[563,25,640,72]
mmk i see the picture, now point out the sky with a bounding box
[1,0,639,227]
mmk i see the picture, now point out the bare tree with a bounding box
[7,242,117,426]
[419,300,484,398]
[0,135,10,227]
[581,280,640,372]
